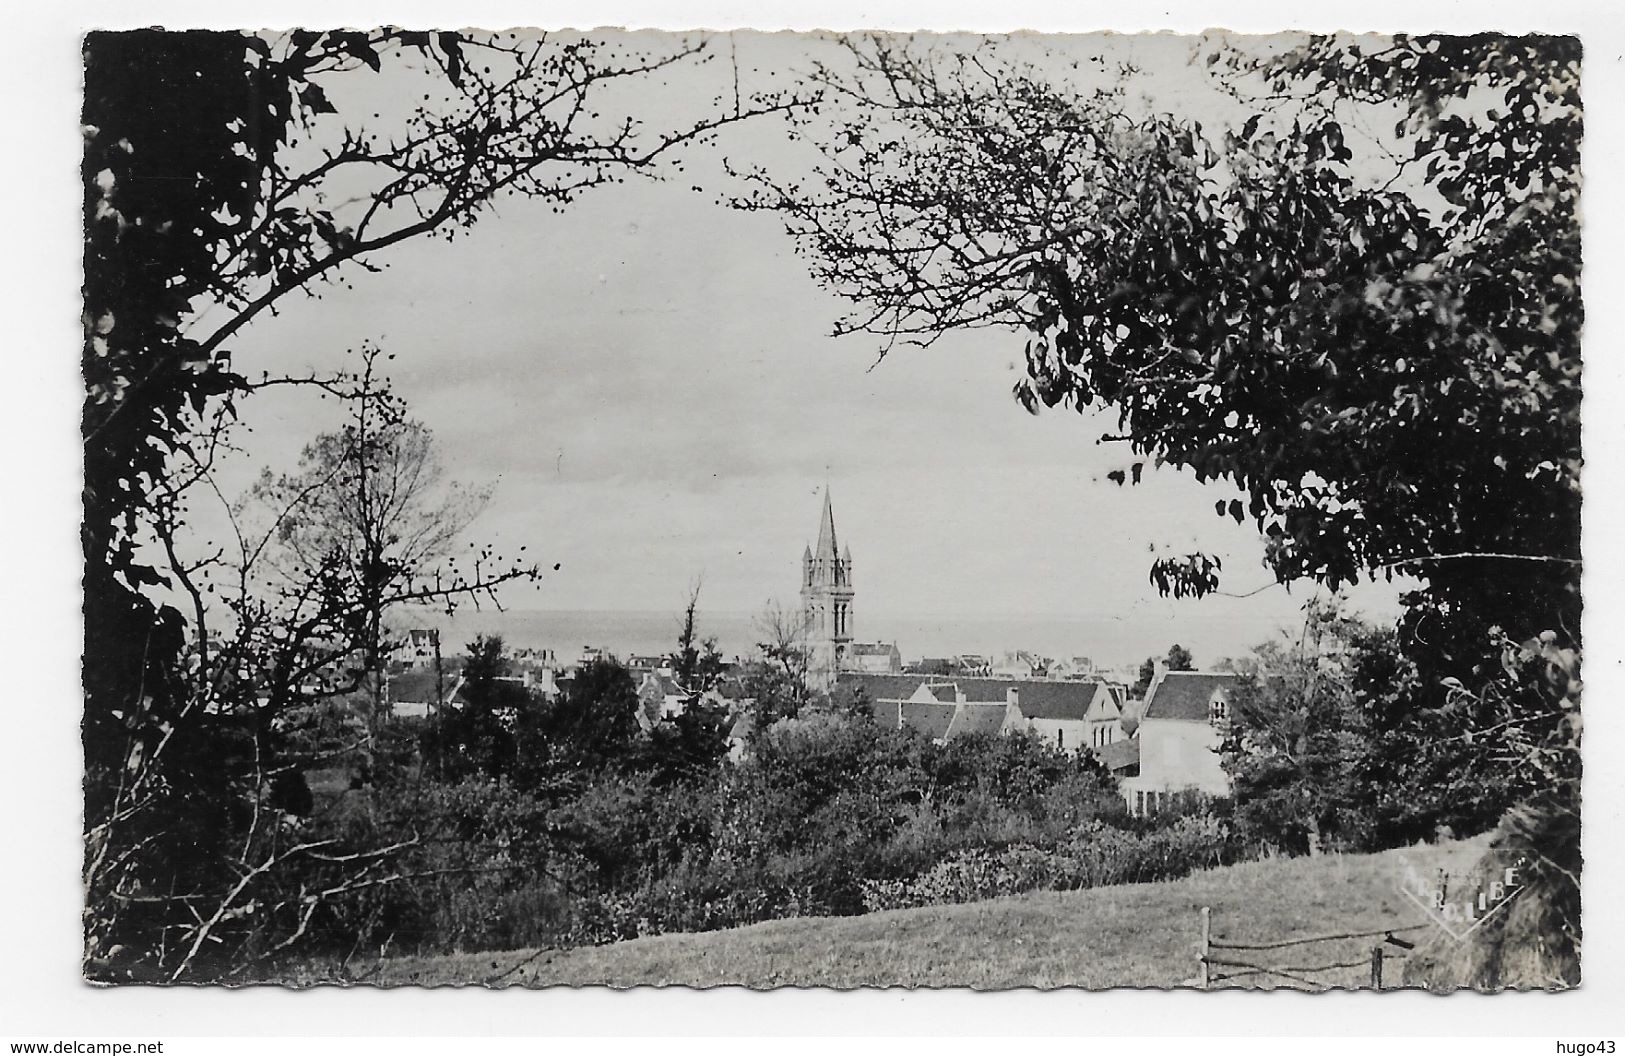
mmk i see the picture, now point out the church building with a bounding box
[800,488,854,684]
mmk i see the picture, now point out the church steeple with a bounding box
[801,486,855,683]
[815,488,839,568]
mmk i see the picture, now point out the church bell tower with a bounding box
[801,487,854,682]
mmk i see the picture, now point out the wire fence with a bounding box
[1198,906,1432,990]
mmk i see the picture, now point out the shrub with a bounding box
[860,815,1232,912]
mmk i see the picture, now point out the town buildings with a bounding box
[383,486,1244,811]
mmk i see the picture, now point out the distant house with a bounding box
[839,672,1112,755]
[697,675,752,714]
[726,711,755,761]
[1120,670,1241,815]
[627,654,675,680]
[388,669,460,721]
[953,654,992,677]
[391,628,441,671]
[990,650,1049,679]
[844,641,903,674]
[390,667,541,726]
[904,657,956,676]
[1047,656,1097,681]
[1000,679,1118,754]
[636,671,691,727]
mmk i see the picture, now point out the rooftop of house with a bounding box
[639,672,687,698]
[389,670,458,705]
[838,672,1105,720]
[838,672,935,704]
[961,677,1102,720]
[900,700,957,741]
[1142,671,1242,721]
[905,658,955,675]
[945,702,1008,740]
[868,697,902,729]
[1095,737,1141,773]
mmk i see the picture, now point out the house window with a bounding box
[1209,694,1228,724]
[1057,728,1065,750]
[1135,790,1145,816]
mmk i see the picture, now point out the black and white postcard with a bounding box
[77,24,1583,993]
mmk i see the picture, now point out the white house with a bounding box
[990,650,1048,679]
[999,679,1117,755]
[1120,670,1240,815]
[390,628,440,671]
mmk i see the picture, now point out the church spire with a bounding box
[814,486,838,564]
[801,485,855,687]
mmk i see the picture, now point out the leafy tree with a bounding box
[1132,643,1196,697]
[640,697,733,785]
[239,348,497,725]
[742,598,819,730]
[715,711,933,914]
[423,635,532,781]
[1221,604,1372,855]
[670,578,728,703]
[520,656,643,783]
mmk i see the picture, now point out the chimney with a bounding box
[1006,687,1019,708]
[1154,657,1169,680]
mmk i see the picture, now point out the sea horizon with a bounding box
[391,601,1342,674]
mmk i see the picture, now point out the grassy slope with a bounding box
[361,836,1488,989]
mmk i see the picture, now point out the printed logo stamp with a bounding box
[1399,857,1527,941]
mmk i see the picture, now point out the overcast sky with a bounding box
[201,29,1413,647]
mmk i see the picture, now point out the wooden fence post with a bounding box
[1370,945,1384,990]
[1200,906,1212,990]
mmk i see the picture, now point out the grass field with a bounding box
[348,835,1488,989]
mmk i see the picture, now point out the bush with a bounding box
[860,815,1232,912]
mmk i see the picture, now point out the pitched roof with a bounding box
[906,658,955,676]
[838,673,1102,720]
[850,642,900,656]
[1095,738,1141,773]
[838,672,932,703]
[639,672,686,698]
[1142,671,1241,721]
[868,697,902,728]
[905,682,958,705]
[900,700,956,740]
[954,677,1101,720]
[389,671,454,705]
[945,702,1009,740]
